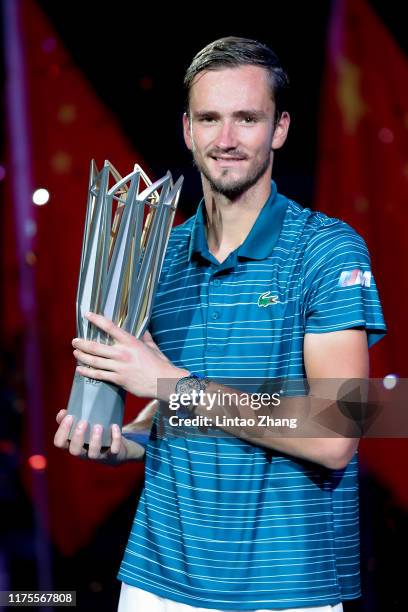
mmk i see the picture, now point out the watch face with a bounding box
[177,377,203,395]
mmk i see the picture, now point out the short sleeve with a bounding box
[303,222,387,348]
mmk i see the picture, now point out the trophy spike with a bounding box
[133,163,152,186]
[138,175,184,336]
[101,170,141,323]
[79,159,99,278]
[77,163,106,338]
[137,174,171,205]
[89,159,98,183]
[106,159,124,186]
[77,165,111,340]
[108,168,141,197]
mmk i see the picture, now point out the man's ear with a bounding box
[271,111,290,151]
[183,112,193,151]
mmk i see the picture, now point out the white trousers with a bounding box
[118,583,344,612]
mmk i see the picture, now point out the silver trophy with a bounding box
[66,160,183,446]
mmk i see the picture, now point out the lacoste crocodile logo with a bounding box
[257,291,279,307]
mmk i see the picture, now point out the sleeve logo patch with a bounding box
[338,269,372,288]
[257,291,280,307]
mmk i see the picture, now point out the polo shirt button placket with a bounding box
[207,273,224,357]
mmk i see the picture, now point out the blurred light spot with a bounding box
[29,454,47,470]
[0,165,6,181]
[25,219,37,238]
[354,196,369,213]
[48,63,61,78]
[139,76,154,91]
[383,374,398,390]
[42,37,56,53]
[33,188,50,205]
[89,581,102,593]
[378,127,394,144]
[25,251,37,266]
[58,104,77,124]
[51,151,72,174]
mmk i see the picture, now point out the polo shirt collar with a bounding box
[187,181,287,262]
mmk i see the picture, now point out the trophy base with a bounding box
[66,373,125,447]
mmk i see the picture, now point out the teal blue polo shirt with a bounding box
[118,182,386,609]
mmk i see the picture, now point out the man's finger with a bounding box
[56,409,67,425]
[72,337,118,358]
[73,349,117,372]
[54,414,73,449]
[110,424,122,456]
[68,420,89,456]
[141,330,154,343]
[84,312,133,344]
[87,424,103,459]
[141,333,159,350]
[76,366,119,384]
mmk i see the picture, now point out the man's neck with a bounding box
[202,178,272,263]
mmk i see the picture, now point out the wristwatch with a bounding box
[175,373,209,404]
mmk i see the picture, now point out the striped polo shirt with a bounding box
[118,181,386,609]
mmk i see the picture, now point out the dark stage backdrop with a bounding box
[315,0,408,511]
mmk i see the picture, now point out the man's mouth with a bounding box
[209,155,247,163]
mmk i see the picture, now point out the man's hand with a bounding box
[53,409,145,465]
[72,312,187,400]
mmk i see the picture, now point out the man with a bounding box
[54,37,386,611]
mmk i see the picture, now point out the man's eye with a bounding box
[241,116,256,124]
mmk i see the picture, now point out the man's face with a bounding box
[183,65,288,199]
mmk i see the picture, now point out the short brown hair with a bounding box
[184,36,289,123]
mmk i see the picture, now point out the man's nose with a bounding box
[215,121,238,149]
